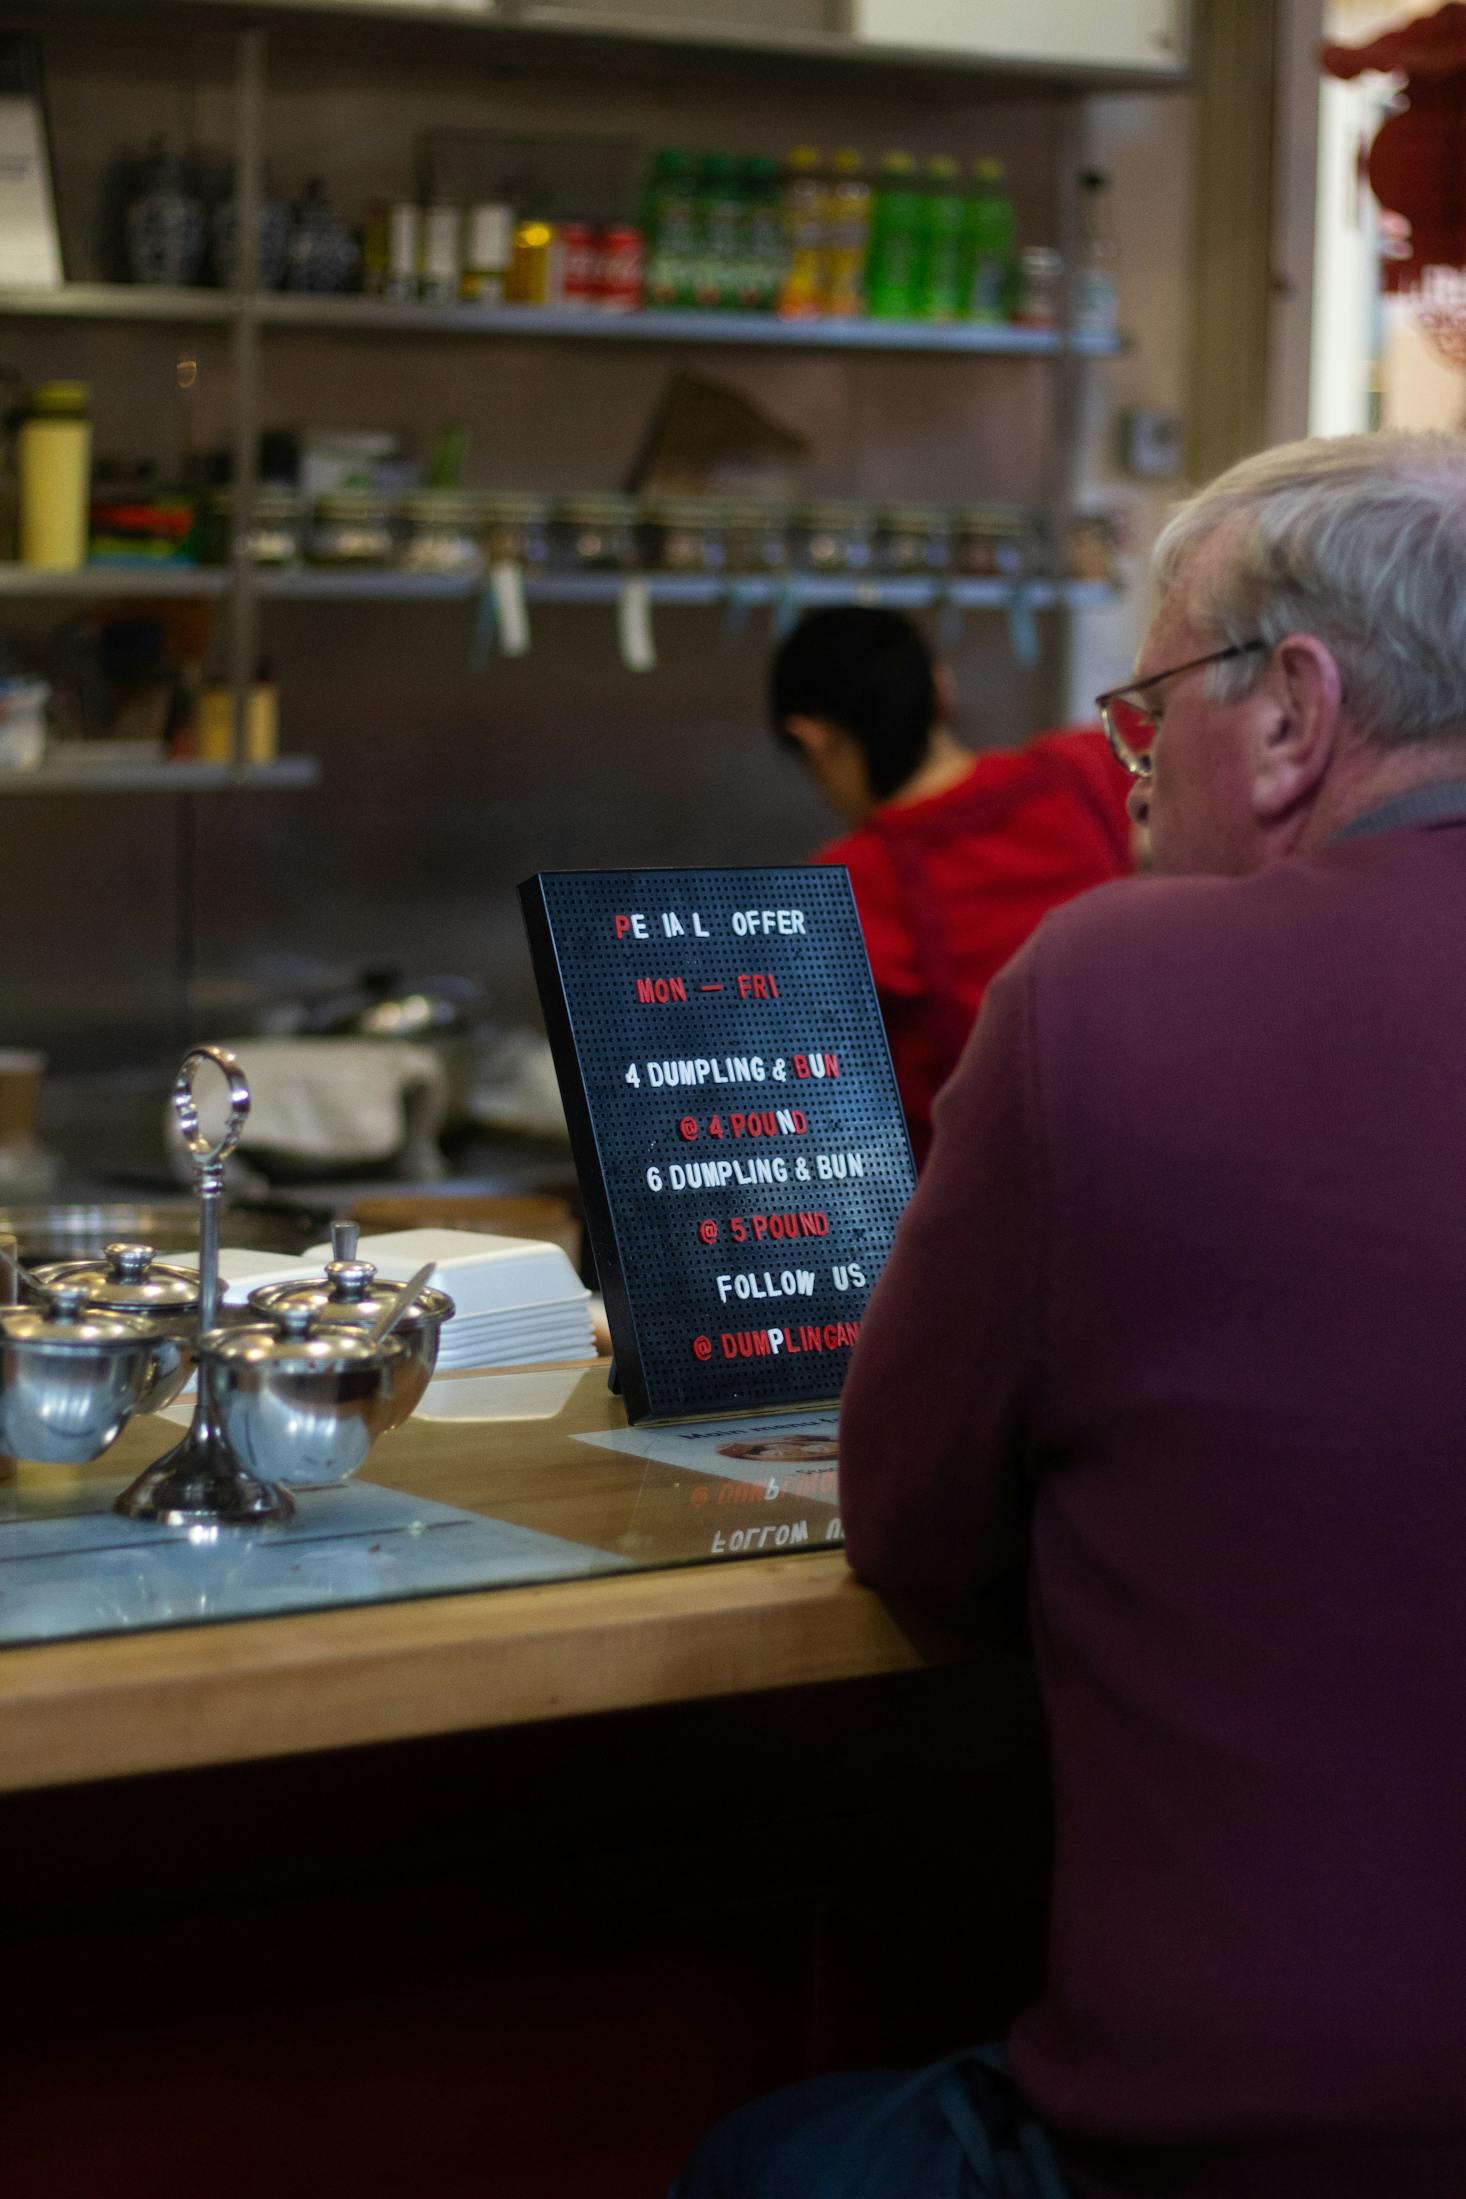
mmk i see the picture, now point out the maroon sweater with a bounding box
[840,808,1466,2199]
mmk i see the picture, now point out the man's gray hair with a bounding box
[1153,431,1466,745]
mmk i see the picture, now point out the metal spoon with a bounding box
[363,1262,439,1351]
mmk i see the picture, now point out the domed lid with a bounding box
[247,1260,455,1334]
[0,1286,161,1352]
[199,1302,409,1375]
[32,1242,201,1317]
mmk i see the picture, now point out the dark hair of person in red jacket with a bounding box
[770,606,1137,1163]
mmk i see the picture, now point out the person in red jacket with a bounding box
[771,607,1135,1162]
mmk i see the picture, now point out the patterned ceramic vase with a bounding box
[284,179,362,293]
[125,140,206,286]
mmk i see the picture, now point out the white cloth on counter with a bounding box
[166,1038,449,1173]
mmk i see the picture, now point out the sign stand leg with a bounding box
[606,1357,621,1396]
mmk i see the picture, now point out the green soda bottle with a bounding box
[865,151,922,320]
[740,155,784,313]
[644,149,697,310]
[694,152,744,311]
[915,154,966,322]
[962,158,1017,323]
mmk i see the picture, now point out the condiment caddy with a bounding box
[0,1046,454,1525]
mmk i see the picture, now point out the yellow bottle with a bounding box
[197,672,279,766]
[777,147,826,321]
[18,381,92,571]
[820,150,871,318]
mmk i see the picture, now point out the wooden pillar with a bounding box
[1187,0,1283,480]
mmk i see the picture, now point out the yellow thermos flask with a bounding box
[18,381,92,571]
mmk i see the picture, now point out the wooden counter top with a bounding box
[0,1364,935,1794]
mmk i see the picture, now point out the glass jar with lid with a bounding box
[795,499,876,578]
[480,492,551,572]
[1066,509,1122,584]
[722,503,790,578]
[556,494,639,573]
[310,489,396,567]
[952,504,1028,580]
[204,486,306,568]
[877,504,952,578]
[398,489,484,578]
[640,496,725,577]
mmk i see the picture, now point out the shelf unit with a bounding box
[0,282,1124,356]
[4,5,1128,784]
[0,758,320,795]
[0,565,229,601]
[0,565,1113,611]
[32,0,1188,96]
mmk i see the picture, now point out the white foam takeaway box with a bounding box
[300,1228,589,1322]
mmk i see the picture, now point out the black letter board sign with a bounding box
[520,867,916,1423]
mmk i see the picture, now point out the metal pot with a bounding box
[248,1256,455,1429]
[0,1285,167,1464]
[29,1241,198,1412]
[198,1302,406,1488]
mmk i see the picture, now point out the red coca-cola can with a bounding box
[597,223,645,313]
[560,221,599,309]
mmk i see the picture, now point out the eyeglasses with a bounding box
[1096,641,1266,780]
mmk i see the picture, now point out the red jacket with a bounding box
[817,730,1133,1162]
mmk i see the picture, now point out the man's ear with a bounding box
[781,713,838,766]
[1250,634,1345,822]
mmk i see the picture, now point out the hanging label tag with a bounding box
[490,560,530,657]
[1006,582,1039,669]
[617,576,656,672]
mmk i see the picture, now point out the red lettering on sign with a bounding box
[634,976,688,1004]
[720,1328,787,1359]
[735,973,780,1000]
[614,914,632,940]
[747,1211,829,1242]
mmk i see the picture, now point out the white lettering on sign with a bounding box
[714,1269,817,1304]
[730,909,807,937]
[645,1057,767,1087]
[656,1157,791,1192]
[711,1520,811,1555]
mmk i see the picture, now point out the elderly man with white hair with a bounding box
[672,433,1466,2199]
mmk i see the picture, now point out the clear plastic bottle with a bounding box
[962,159,1017,324]
[644,149,698,310]
[1074,167,1119,342]
[819,149,872,319]
[777,146,826,321]
[865,152,922,320]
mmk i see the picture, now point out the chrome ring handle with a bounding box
[172,1046,251,1170]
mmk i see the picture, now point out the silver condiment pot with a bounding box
[248,1250,454,1429]
[199,1302,407,1489]
[29,1241,198,1413]
[0,1285,167,1464]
